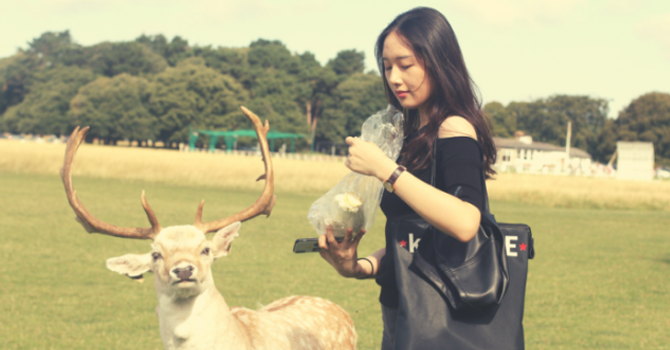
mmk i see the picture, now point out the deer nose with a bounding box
[173,266,194,280]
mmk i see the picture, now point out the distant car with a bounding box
[656,167,670,179]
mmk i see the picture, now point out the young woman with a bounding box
[317,7,497,349]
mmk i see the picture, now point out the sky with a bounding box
[2,0,669,117]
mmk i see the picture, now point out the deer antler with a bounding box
[194,106,277,234]
[60,126,161,240]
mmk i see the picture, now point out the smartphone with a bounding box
[293,236,344,253]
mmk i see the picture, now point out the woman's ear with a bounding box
[212,222,241,258]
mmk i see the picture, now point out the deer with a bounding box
[60,106,357,350]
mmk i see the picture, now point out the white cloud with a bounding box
[454,0,586,25]
[636,12,670,59]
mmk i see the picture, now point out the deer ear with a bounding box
[106,253,152,283]
[212,222,241,258]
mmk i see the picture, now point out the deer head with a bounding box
[106,223,241,299]
[61,106,276,299]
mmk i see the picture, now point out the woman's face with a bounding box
[382,31,434,113]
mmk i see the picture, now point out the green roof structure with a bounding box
[188,125,305,153]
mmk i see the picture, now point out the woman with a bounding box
[317,7,497,349]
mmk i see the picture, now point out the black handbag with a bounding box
[389,140,534,350]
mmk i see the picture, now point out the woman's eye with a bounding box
[384,66,392,71]
[152,252,162,260]
[401,65,412,69]
[201,248,210,255]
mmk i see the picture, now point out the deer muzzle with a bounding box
[171,264,196,283]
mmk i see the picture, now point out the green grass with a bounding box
[1,172,668,349]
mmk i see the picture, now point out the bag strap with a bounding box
[430,137,491,216]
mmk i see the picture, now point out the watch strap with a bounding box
[384,165,406,192]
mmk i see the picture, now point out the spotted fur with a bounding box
[231,296,356,350]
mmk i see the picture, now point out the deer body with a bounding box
[61,107,356,350]
[107,225,355,350]
[158,292,356,350]
[157,289,355,350]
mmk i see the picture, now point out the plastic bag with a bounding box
[307,105,404,238]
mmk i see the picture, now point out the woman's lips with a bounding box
[396,91,408,98]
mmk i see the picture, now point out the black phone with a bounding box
[293,236,344,253]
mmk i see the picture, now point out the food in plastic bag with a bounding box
[307,105,404,239]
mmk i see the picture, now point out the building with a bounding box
[616,141,654,181]
[493,135,592,174]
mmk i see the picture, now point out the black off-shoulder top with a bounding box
[376,129,485,308]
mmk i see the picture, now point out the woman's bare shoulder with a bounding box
[438,116,477,140]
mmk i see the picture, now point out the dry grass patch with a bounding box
[487,173,670,211]
[0,139,349,194]
[2,139,669,210]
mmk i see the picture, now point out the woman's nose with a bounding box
[387,67,402,86]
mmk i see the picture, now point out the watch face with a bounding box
[383,181,394,192]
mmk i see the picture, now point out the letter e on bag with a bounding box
[505,236,518,257]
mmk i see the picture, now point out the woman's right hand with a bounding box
[318,225,366,278]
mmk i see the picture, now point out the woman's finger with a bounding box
[345,136,356,146]
[318,249,329,260]
[325,224,339,247]
[344,228,353,243]
[318,234,328,250]
[353,229,367,245]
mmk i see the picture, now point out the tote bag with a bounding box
[391,215,533,349]
[390,139,534,349]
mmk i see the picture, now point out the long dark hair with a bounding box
[375,7,496,177]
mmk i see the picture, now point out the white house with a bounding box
[493,135,592,175]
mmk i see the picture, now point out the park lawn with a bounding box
[0,172,668,349]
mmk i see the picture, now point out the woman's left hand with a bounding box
[318,226,367,278]
[345,136,396,180]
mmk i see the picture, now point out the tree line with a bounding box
[483,92,670,166]
[0,31,387,150]
[1,31,669,165]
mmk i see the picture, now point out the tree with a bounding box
[242,39,323,145]
[545,95,608,155]
[318,73,386,142]
[483,101,516,138]
[136,34,190,66]
[592,118,618,164]
[69,73,155,144]
[247,39,301,73]
[192,46,248,80]
[27,31,75,58]
[612,92,670,166]
[25,30,90,68]
[0,53,43,116]
[88,41,167,77]
[0,32,404,151]
[148,58,249,143]
[505,95,608,157]
[326,49,365,77]
[244,68,308,136]
[2,66,95,135]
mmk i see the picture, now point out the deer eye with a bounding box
[152,252,162,260]
[201,248,210,255]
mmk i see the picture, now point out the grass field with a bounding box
[1,140,669,349]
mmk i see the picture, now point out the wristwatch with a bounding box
[383,165,406,193]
